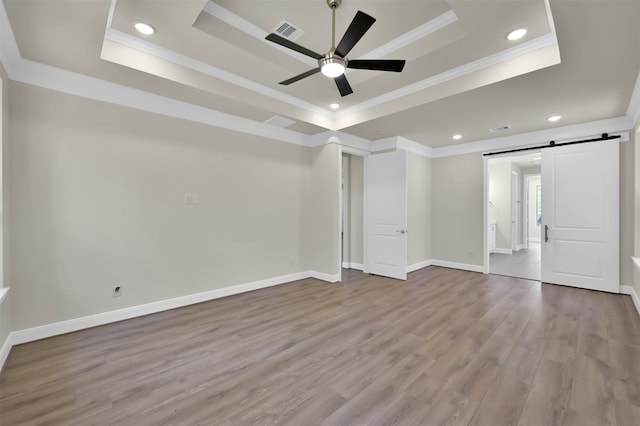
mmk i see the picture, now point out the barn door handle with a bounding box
[544,225,549,243]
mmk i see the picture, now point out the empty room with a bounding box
[1,0,640,425]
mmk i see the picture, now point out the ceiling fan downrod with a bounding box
[327,0,341,51]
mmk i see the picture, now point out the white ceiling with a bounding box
[3,0,639,148]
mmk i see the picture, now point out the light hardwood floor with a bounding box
[1,267,640,425]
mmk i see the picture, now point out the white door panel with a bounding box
[541,140,619,293]
[364,150,408,280]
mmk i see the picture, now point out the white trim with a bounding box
[433,118,632,158]
[338,145,344,282]
[336,32,558,119]
[492,248,513,255]
[515,244,525,252]
[407,260,432,273]
[627,70,640,127]
[361,10,458,60]
[12,59,309,147]
[0,270,342,371]
[0,287,8,306]
[529,237,541,243]
[620,285,640,319]
[310,271,341,283]
[202,1,317,67]
[8,272,311,347]
[0,333,13,373]
[104,28,331,120]
[0,0,20,75]
[342,262,364,271]
[632,256,640,271]
[0,1,635,159]
[431,260,484,273]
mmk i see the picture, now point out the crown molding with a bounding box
[1,0,637,159]
[104,28,332,119]
[627,69,640,128]
[430,116,633,158]
[11,57,310,146]
[336,31,558,119]
[202,1,317,68]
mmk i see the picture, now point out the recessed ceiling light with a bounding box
[507,28,527,41]
[330,103,340,110]
[134,22,155,35]
[547,115,562,122]
[452,134,462,140]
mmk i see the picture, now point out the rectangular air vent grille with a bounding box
[263,115,296,128]
[489,125,512,132]
[272,20,304,41]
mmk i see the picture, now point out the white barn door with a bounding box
[364,150,408,280]
[541,140,619,293]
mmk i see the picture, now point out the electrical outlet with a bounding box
[112,285,122,297]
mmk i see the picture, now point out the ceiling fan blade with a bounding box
[265,33,324,60]
[335,11,376,58]
[279,67,321,85]
[334,74,353,97]
[347,59,406,72]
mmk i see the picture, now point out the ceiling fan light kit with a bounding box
[265,0,406,97]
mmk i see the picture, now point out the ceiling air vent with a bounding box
[263,115,296,128]
[489,125,512,133]
[272,20,305,41]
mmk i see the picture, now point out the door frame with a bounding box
[339,146,369,280]
[483,150,542,274]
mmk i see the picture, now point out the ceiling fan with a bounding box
[265,0,406,97]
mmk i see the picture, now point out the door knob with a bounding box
[396,229,407,234]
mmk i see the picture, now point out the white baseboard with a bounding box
[0,269,342,371]
[407,260,433,273]
[515,244,525,252]
[529,238,541,243]
[492,248,513,255]
[430,260,484,273]
[0,333,13,373]
[341,262,364,271]
[620,285,640,318]
[310,270,341,283]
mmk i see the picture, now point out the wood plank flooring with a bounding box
[1,267,640,425]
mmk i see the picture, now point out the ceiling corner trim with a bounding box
[361,9,458,60]
[0,0,21,77]
[203,1,317,67]
[337,31,559,119]
[430,116,634,158]
[103,28,332,119]
[626,69,640,128]
[12,57,311,146]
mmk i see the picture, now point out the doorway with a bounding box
[487,153,542,281]
[341,153,365,273]
[484,138,620,292]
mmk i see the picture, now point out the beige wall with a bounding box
[432,152,483,265]
[408,152,431,265]
[305,144,340,276]
[8,82,320,330]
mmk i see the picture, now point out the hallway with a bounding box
[490,242,541,281]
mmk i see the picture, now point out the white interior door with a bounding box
[364,150,408,280]
[541,140,619,293]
